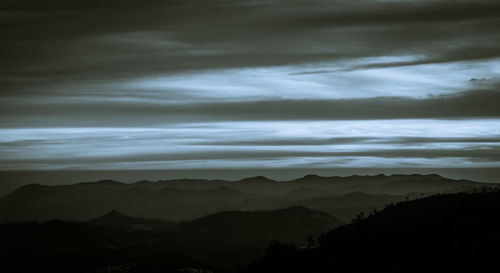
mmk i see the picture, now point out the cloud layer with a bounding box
[1,0,499,171]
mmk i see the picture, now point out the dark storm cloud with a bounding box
[2,88,499,127]
[1,0,499,92]
[292,1,500,27]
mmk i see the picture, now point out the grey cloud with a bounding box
[2,147,499,166]
[2,0,500,172]
[1,0,499,93]
[290,1,500,27]
[3,134,499,151]
[292,47,500,75]
[2,89,499,127]
[193,136,500,147]
[192,137,374,146]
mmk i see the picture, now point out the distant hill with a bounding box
[0,174,491,223]
[245,189,500,273]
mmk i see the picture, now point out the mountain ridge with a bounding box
[0,174,492,224]
[5,173,482,194]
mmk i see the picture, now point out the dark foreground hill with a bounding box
[171,206,341,246]
[0,174,489,223]
[244,189,500,273]
[0,206,341,273]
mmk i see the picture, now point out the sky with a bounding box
[1,0,500,182]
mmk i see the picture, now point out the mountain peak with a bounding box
[424,174,444,179]
[86,210,174,230]
[238,176,276,183]
[292,174,324,182]
[103,209,123,217]
[86,209,131,226]
[97,179,121,185]
[279,204,313,213]
[11,183,48,194]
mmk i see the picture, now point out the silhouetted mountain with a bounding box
[2,187,500,273]
[0,206,342,273]
[170,205,342,246]
[154,206,343,271]
[86,210,175,231]
[244,189,500,273]
[0,174,490,224]
[238,176,276,184]
[290,174,329,183]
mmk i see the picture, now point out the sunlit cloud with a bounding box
[1,119,499,170]
[124,58,500,102]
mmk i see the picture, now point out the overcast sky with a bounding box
[1,0,500,179]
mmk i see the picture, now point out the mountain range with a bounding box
[0,174,492,224]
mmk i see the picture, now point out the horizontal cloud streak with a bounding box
[2,89,500,127]
[1,119,499,170]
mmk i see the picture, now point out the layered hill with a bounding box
[0,174,491,223]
